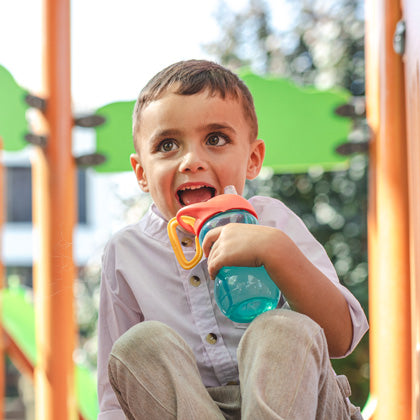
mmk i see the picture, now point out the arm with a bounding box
[202,223,352,357]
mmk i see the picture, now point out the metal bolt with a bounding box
[393,20,406,55]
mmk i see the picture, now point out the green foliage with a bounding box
[204,0,365,95]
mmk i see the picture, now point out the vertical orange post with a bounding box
[32,0,77,419]
[402,0,420,416]
[366,0,412,418]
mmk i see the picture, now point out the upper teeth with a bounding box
[180,185,207,191]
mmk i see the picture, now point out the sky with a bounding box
[1,0,217,112]
[0,0,291,222]
[0,0,292,114]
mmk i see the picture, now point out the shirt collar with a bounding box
[140,203,196,245]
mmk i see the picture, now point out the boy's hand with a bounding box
[202,223,281,280]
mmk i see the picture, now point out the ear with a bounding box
[130,153,149,192]
[246,139,265,180]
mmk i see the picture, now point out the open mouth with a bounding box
[177,185,216,206]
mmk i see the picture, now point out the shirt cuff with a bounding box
[334,297,369,359]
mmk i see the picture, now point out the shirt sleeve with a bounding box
[97,241,143,419]
[251,196,369,357]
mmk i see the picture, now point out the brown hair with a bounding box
[132,59,258,143]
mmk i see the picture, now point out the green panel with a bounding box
[92,73,351,174]
[240,72,352,173]
[0,65,29,151]
[93,101,136,173]
[1,286,99,420]
[76,364,100,420]
[1,286,37,364]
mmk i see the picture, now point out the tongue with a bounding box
[180,187,213,206]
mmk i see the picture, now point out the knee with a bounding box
[239,309,323,356]
[251,309,320,336]
[111,321,174,362]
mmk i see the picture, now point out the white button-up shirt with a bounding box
[97,196,368,419]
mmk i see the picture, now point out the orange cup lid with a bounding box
[176,194,257,235]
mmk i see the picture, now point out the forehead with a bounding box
[137,91,249,138]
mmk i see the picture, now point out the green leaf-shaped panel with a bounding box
[0,65,29,151]
[240,72,351,173]
[92,72,351,174]
[94,101,135,173]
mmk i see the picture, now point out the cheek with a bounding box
[223,159,248,177]
[149,168,174,194]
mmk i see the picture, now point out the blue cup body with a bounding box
[199,210,280,323]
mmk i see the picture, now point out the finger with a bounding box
[202,226,222,257]
[207,250,222,280]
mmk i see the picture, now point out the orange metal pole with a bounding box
[401,0,420,416]
[32,0,77,418]
[366,0,412,418]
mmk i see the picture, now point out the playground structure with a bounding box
[365,0,419,418]
[0,0,419,418]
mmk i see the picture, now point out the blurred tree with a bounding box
[205,0,365,94]
[204,0,369,407]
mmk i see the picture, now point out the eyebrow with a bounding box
[149,123,236,143]
[203,123,237,135]
[150,128,181,140]
[147,129,182,149]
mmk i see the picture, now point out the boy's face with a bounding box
[130,89,265,221]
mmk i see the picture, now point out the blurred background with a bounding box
[0,0,369,417]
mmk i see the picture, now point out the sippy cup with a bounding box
[167,186,280,323]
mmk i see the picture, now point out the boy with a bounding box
[97,59,368,419]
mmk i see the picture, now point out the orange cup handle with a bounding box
[167,216,203,269]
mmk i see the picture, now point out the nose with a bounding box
[179,148,208,173]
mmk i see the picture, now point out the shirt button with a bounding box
[181,237,193,247]
[189,275,201,287]
[206,333,218,345]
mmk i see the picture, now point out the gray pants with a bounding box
[108,309,363,419]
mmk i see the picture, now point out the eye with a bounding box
[206,133,229,147]
[157,139,178,153]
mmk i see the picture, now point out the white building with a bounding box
[2,143,145,286]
